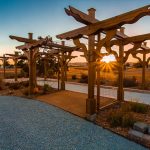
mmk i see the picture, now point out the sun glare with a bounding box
[101,55,115,63]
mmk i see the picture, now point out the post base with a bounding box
[61,83,65,90]
[86,113,97,122]
[86,98,96,115]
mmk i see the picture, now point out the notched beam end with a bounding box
[64,8,71,16]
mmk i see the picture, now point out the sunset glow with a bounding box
[101,55,116,63]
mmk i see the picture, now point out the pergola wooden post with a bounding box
[44,58,48,80]
[3,54,6,79]
[14,57,18,81]
[57,56,60,90]
[96,61,100,112]
[14,52,19,81]
[27,33,34,95]
[96,34,101,112]
[86,8,96,115]
[142,47,146,89]
[117,28,125,102]
[60,41,66,90]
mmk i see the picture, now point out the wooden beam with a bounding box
[47,42,79,51]
[122,33,150,45]
[16,39,46,50]
[87,5,150,35]
[57,5,150,39]
[9,35,36,43]
[5,53,27,60]
[132,49,150,54]
[65,6,98,25]
[110,33,150,46]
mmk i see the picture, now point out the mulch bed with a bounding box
[96,103,150,148]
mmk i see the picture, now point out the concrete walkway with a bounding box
[0,96,147,150]
[4,78,150,105]
[38,78,150,105]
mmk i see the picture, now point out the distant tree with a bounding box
[125,62,130,67]
[5,60,11,68]
[22,63,29,74]
[36,57,59,77]
[16,59,29,76]
[17,59,26,68]
[133,61,142,68]
[124,62,130,70]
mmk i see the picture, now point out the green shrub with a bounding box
[79,74,88,83]
[107,109,136,128]
[72,75,77,80]
[121,103,131,112]
[96,78,106,85]
[22,81,29,87]
[5,74,15,79]
[22,88,29,96]
[5,82,10,86]
[122,113,135,127]
[8,82,21,90]
[123,76,138,87]
[19,69,27,77]
[130,102,148,114]
[107,109,123,127]
[0,77,4,90]
[43,84,51,93]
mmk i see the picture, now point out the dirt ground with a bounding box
[36,90,114,118]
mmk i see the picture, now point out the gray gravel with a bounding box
[0,96,148,150]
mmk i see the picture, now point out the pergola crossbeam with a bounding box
[57,5,150,39]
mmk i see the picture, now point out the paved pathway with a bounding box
[0,96,147,150]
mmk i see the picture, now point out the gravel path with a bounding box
[0,96,148,150]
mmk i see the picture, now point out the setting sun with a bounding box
[101,55,116,63]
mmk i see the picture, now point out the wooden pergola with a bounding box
[57,5,150,120]
[4,52,27,81]
[38,39,78,90]
[0,55,10,79]
[130,42,150,89]
[10,34,79,95]
[10,33,46,96]
[0,52,27,81]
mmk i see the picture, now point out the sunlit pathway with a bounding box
[0,96,148,150]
